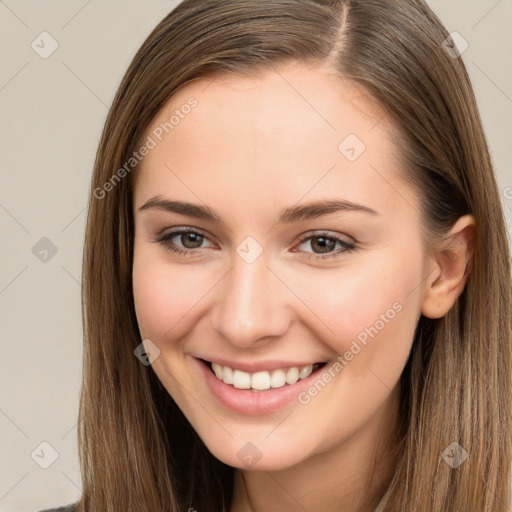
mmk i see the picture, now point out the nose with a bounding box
[209,250,291,348]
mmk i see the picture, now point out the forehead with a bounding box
[134,62,411,220]
[143,61,387,151]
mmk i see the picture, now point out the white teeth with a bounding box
[223,366,234,384]
[299,365,313,379]
[251,371,271,390]
[233,370,251,389]
[212,363,223,379]
[285,367,299,385]
[210,362,317,390]
[270,369,286,388]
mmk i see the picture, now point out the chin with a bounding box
[200,433,313,471]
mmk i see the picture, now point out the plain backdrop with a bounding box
[0,1,511,510]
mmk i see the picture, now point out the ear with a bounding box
[421,214,477,319]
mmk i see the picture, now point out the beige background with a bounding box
[0,1,511,511]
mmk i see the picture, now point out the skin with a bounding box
[131,61,475,512]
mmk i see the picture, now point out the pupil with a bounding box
[312,236,334,254]
[182,233,202,248]
[179,234,336,252]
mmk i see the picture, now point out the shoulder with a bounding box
[38,504,78,512]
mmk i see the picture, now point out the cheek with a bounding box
[131,250,209,415]
[132,247,215,342]
[305,252,422,335]
[293,259,422,452]
[132,242,179,338]
[300,249,424,381]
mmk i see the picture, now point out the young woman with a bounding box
[40,0,512,510]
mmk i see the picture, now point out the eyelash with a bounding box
[153,228,357,260]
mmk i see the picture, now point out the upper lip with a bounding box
[198,356,327,373]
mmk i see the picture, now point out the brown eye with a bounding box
[179,232,204,249]
[309,236,336,254]
[155,228,214,256]
[295,231,356,260]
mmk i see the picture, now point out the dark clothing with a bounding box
[39,504,78,512]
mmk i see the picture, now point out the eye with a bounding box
[153,228,356,260]
[154,228,215,257]
[294,231,356,260]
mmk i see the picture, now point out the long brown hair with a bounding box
[78,1,512,510]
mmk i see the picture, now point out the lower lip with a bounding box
[195,357,327,415]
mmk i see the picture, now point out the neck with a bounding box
[229,384,401,512]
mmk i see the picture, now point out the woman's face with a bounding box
[132,62,430,471]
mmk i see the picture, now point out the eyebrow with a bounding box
[137,196,379,223]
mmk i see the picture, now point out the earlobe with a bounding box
[421,215,477,319]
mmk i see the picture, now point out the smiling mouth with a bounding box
[200,359,328,391]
